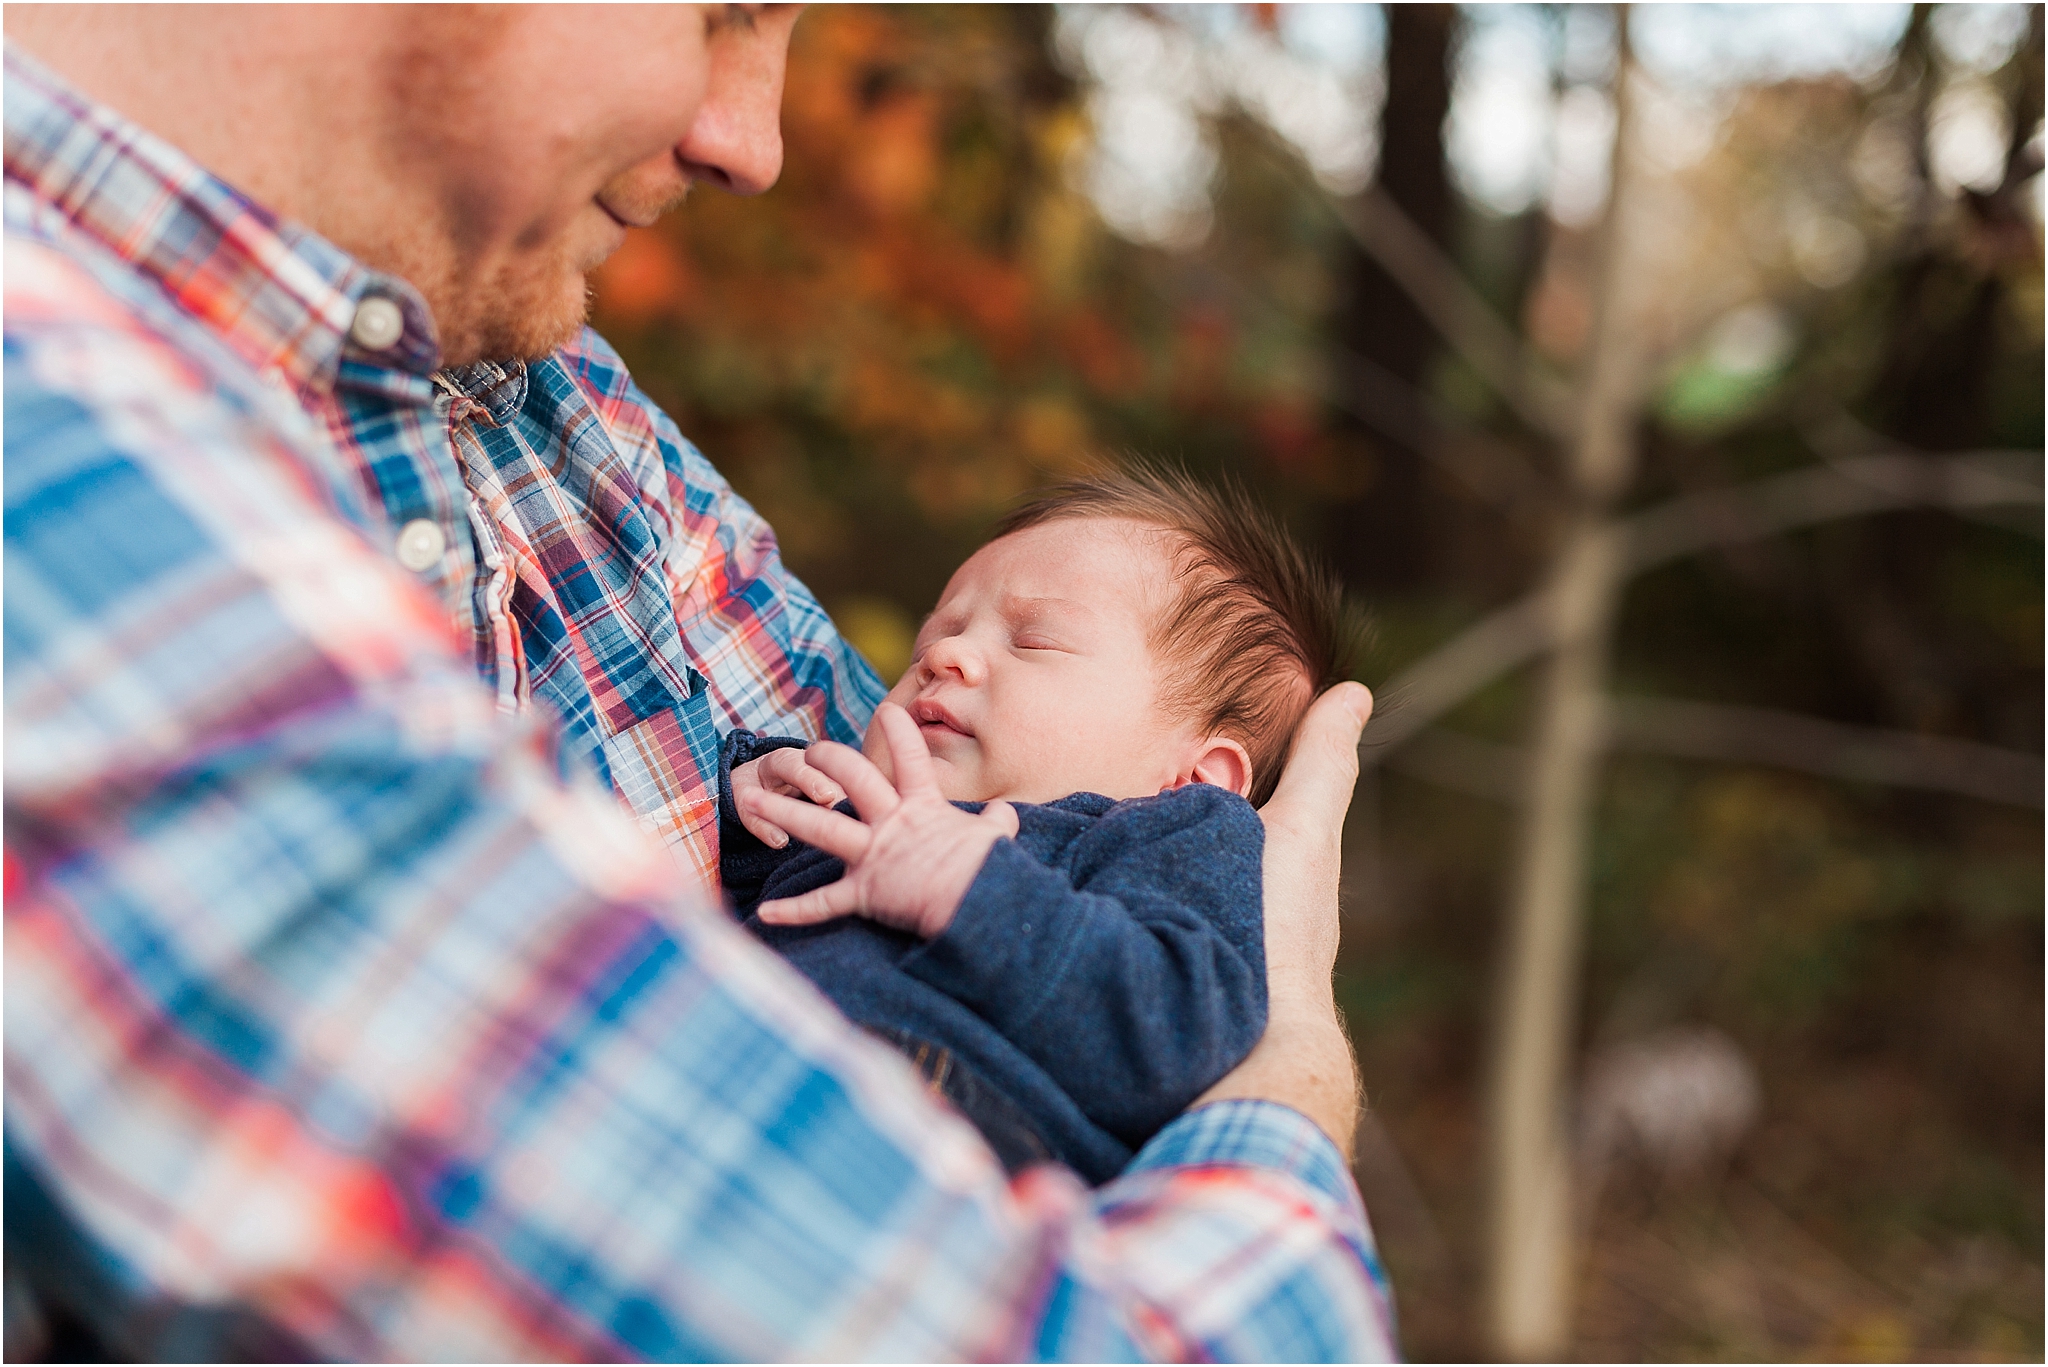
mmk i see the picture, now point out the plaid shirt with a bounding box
[3,45,1397,1363]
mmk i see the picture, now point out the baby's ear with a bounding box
[1181,737,1253,798]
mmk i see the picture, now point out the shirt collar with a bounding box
[2,42,443,401]
[436,358,530,426]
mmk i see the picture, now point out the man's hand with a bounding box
[1195,682,1373,1159]
[742,703,1019,939]
[732,747,848,849]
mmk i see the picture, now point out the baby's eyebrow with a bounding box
[1002,595,1096,626]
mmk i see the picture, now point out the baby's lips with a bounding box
[910,697,973,737]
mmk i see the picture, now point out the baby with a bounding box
[718,468,1344,1184]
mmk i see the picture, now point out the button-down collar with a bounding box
[436,358,530,427]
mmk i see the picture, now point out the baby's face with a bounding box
[869,518,1204,804]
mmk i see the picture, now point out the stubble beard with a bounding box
[428,181,686,366]
[438,247,595,367]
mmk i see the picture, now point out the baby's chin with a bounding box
[861,742,994,804]
[931,766,1003,805]
[943,777,1123,806]
[924,761,1030,806]
[866,736,1141,805]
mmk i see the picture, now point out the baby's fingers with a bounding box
[805,741,903,822]
[873,703,942,798]
[789,764,846,808]
[980,800,1020,840]
[740,789,875,863]
[760,748,846,807]
[737,804,793,850]
[756,878,863,927]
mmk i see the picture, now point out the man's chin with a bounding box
[439,271,592,367]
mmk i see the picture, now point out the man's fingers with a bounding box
[804,741,903,822]
[1260,682,1372,829]
[755,878,863,927]
[874,703,941,797]
[740,789,875,863]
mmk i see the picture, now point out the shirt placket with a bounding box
[434,365,542,718]
[446,407,532,715]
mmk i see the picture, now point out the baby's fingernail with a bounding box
[770,833,788,849]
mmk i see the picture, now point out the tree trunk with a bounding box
[1484,10,1642,1359]
[1483,520,1622,1359]
[1327,3,1457,591]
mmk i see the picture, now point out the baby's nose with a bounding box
[923,634,987,685]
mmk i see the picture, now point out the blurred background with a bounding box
[590,4,2043,1359]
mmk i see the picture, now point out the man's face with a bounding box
[370,4,796,365]
[871,519,1208,805]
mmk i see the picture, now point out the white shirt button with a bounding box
[350,296,405,351]
[395,518,446,573]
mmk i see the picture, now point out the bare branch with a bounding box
[1385,725,1526,802]
[1241,122,1576,445]
[1331,186,1579,443]
[1202,259,1556,513]
[1607,697,2044,807]
[1384,702,2043,809]
[1366,594,1555,760]
[1801,409,2046,537]
[1623,452,2045,575]
[1363,453,2043,767]
[1353,1107,1457,1272]
[1326,348,1557,511]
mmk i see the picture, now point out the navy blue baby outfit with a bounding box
[718,731,1268,1185]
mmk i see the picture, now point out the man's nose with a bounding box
[678,12,794,195]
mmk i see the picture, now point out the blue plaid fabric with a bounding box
[3,45,1397,1361]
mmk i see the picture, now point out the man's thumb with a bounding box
[1264,683,1373,820]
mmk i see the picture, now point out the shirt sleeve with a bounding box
[3,284,1397,1363]
[901,788,1269,1146]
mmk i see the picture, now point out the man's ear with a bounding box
[1177,737,1253,798]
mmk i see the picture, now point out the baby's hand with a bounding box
[731,746,848,849]
[740,703,1018,939]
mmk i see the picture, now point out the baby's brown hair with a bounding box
[996,465,1347,806]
